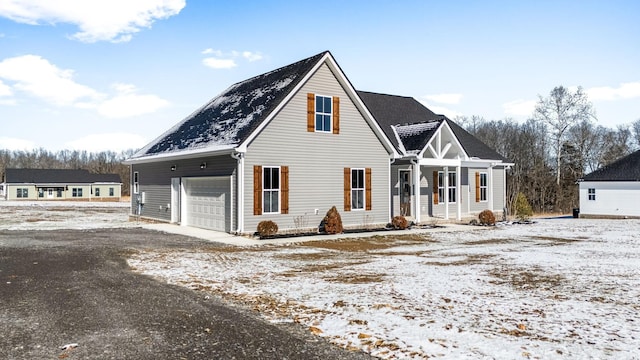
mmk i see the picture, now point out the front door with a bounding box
[47,188,54,199]
[399,170,412,216]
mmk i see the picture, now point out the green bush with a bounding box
[391,215,409,230]
[478,209,496,226]
[257,220,278,238]
[515,192,533,222]
[323,206,343,234]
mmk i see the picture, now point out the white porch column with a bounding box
[456,164,462,220]
[444,166,449,220]
[413,161,421,223]
[488,165,494,211]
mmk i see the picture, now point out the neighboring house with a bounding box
[124,51,511,233]
[2,168,122,201]
[578,149,640,218]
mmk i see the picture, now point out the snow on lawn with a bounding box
[0,201,133,230]
[128,219,640,359]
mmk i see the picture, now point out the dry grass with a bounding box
[489,265,565,290]
[299,234,429,252]
[324,273,386,284]
[422,254,495,266]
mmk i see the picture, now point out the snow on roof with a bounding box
[131,52,326,159]
[392,121,442,153]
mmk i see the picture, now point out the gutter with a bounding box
[230,150,245,233]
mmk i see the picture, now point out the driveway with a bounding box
[0,228,373,360]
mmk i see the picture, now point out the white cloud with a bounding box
[202,57,237,69]
[423,93,463,105]
[0,0,185,43]
[0,79,12,97]
[0,136,36,150]
[65,133,147,152]
[0,55,101,106]
[417,99,463,118]
[502,99,536,117]
[0,55,169,117]
[97,83,169,118]
[586,82,640,101]
[242,51,263,62]
[201,49,264,69]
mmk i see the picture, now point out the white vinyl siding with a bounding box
[579,181,640,218]
[243,63,390,232]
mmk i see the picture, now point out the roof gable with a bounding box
[358,91,508,162]
[4,169,122,184]
[582,150,640,181]
[132,52,328,159]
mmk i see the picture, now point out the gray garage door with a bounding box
[184,177,229,232]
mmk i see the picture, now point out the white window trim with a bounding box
[438,171,457,204]
[263,166,281,214]
[479,172,488,202]
[315,94,333,133]
[351,168,366,211]
[588,188,596,201]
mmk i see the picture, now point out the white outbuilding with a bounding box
[578,150,640,218]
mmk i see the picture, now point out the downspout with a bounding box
[409,157,421,223]
[231,151,245,234]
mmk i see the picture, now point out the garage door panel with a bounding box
[184,177,229,232]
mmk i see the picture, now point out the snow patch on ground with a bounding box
[0,200,133,230]
[128,219,640,359]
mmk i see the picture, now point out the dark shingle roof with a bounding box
[582,150,640,182]
[358,90,509,161]
[4,169,122,184]
[445,119,510,162]
[357,91,442,152]
[133,51,328,158]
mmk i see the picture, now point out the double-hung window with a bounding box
[109,187,114,196]
[588,188,596,201]
[435,171,456,203]
[479,172,488,202]
[263,167,280,214]
[72,188,83,197]
[315,95,332,132]
[351,169,365,210]
[95,188,100,197]
[17,188,28,198]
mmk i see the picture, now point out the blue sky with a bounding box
[0,0,638,152]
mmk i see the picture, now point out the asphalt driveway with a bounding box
[0,228,373,360]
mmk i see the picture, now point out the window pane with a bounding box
[264,168,272,189]
[316,114,323,130]
[316,96,323,112]
[323,115,330,131]
[324,97,332,113]
[352,189,364,210]
[271,168,279,189]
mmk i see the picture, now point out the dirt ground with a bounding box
[0,226,374,360]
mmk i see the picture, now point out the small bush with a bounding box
[322,206,343,234]
[515,192,533,222]
[257,220,278,238]
[391,215,409,230]
[478,209,496,226]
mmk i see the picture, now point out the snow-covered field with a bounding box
[0,200,132,230]
[128,219,640,359]
[1,203,637,359]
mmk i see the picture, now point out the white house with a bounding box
[579,149,640,218]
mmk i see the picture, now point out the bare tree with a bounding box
[632,118,640,150]
[533,86,596,188]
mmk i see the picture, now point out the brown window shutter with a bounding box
[344,167,351,212]
[281,166,289,214]
[253,165,262,215]
[475,172,480,202]
[307,93,315,132]
[365,167,372,210]
[332,97,340,134]
[432,171,439,205]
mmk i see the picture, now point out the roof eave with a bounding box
[123,145,237,165]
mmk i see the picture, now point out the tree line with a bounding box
[457,86,640,215]
[0,149,135,196]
